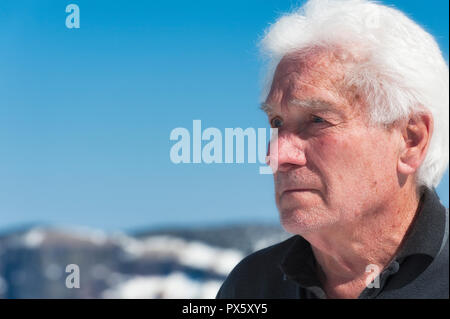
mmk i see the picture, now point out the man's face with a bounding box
[264,53,403,235]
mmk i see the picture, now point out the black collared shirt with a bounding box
[216,187,449,299]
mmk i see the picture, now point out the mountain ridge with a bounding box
[0,223,290,298]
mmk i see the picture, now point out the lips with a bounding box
[275,173,320,197]
[282,188,315,194]
[279,187,319,199]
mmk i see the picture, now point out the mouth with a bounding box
[281,188,316,196]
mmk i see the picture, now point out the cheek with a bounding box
[308,134,356,171]
[309,130,398,189]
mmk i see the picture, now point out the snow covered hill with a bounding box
[0,224,290,298]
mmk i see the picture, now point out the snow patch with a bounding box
[115,235,243,276]
[21,228,46,248]
[102,272,222,299]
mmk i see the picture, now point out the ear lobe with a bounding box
[397,113,433,175]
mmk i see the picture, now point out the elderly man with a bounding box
[217,0,449,299]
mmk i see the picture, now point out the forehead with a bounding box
[273,49,346,87]
[265,50,355,114]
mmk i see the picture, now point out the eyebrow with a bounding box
[261,98,344,117]
[260,102,274,114]
[291,98,341,113]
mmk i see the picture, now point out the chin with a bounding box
[278,207,334,236]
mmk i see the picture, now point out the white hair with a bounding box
[259,0,449,189]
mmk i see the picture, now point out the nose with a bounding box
[267,130,307,172]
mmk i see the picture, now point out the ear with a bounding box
[397,112,433,175]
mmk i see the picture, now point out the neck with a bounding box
[303,185,422,299]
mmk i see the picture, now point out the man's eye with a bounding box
[270,117,284,128]
[311,115,325,123]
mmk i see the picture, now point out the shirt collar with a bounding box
[395,187,447,259]
[279,232,320,287]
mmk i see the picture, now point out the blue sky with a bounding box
[0,0,448,232]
